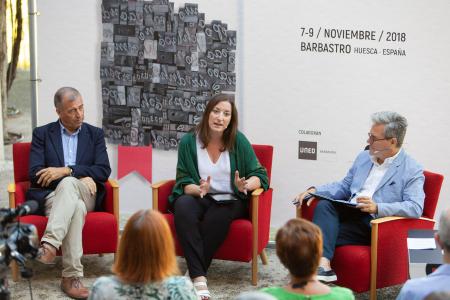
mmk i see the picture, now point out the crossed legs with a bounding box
[39,177,95,298]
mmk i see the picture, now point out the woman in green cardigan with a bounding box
[170,93,269,300]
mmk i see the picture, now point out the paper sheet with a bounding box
[407,238,436,250]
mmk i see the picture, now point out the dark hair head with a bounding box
[54,87,81,108]
[112,209,179,283]
[196,93,238,151]
[276,218,323,280]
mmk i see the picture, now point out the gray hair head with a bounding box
[438,208,450,252]
[54,87,81,108]
[371,111,408,147]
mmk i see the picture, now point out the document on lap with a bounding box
[308,192,359,208]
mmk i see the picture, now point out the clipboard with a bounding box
[308,192,358,208]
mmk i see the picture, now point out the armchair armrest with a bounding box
[369,216,435,297]
[251,188,264,197]
[151,180,176,213]
[250,188,273,254]
[8,181,29,208]
[370,216,434,225]
[8,183,16,208]
[105,179,119,226]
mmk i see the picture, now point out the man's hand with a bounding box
[80,177,97,195]
[294,188,316,207]
[199,176,211,198]
[36,167,70,187]
[356,196,378,214]
[234,171,248,194]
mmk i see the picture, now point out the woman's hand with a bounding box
[234,171,248,194]
[199,176,211,198]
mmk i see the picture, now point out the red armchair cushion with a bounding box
[252,145,273,184]
[332,246,371,292]
[13,143,31,182]
[19,212,117,255]
[422,170,444,219]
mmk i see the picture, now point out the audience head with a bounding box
[196,93,238,151]
[276,218,322,280]
[437,207,450,253]
[113,209,179,283]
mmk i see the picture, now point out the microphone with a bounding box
[0,200,39,226]
[15,200,39,217]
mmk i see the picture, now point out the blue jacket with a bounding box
[27,121,111,214]
[316,150,425,218]
[396,264,450,300]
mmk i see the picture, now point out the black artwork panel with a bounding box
[101,0,237,150]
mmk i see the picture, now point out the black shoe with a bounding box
[317,267,337,282]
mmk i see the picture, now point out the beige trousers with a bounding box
[41,177,96,277]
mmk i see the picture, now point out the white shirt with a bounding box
[350,149,402,204]
[196,137,233,194]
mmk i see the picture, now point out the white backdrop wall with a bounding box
[36,0,449,228]
[241,0,450,227]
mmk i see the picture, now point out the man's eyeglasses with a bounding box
[367,133,391,143]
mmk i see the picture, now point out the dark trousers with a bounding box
[312,200,373,260]
[173,194,247,278]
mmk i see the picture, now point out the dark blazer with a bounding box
[27,121,111,214]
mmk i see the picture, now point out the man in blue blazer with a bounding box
[396,208,450,300]
[295,111,425,282]
[28,87,111,299]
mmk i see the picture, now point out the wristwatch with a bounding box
[68,166,74,177]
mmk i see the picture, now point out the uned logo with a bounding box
[298,141,317,160]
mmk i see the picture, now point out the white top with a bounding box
[196,137,233,194]
[350,149,402,204]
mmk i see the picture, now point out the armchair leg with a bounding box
[259,249,268,265]
[10,261,19,282]
[369,222,379,300]
[251,257,258,286]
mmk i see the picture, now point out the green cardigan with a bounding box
[260,286,355,300]
[169,131,269,204]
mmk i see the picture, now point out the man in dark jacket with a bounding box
[28,87,111,299]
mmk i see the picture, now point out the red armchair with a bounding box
[7,142,119,280]
[297,170,444,300]
[152,144,273,285]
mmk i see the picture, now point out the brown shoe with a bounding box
[61,277,89,299]
[36,242,57,265]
